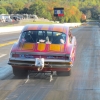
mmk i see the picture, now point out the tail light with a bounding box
[9,52,19,58]
[12,54,19,57]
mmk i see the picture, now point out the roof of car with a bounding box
[22,24,69,34]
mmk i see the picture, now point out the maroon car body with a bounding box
[8,24,76,77]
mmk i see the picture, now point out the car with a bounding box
[8,24,76,78]
[12,16,22,21]
[5,18,12,22]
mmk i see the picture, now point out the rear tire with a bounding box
[12,67,28,78]
[57,70,71,76]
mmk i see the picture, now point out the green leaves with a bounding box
[1,0,100,21]
[0,7,7,14]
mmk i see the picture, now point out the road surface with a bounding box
[0,22,100,100]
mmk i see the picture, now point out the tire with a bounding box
[57,70,71,76]
[12,67,28,78]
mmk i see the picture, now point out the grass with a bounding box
[20,21,55,25]
[0,19,57,27]
[16,19,56,26]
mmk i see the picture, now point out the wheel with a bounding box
[57,70,71,76]
[12,67,28,78]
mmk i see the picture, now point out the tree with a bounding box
[12,1,25,13]
[0,7,8,14]
[68,15,80,22]
[19,8,29,14]
[0,3,12,14]
[81,13,86,22]
[86,10,91,19]
[28,0,50,19]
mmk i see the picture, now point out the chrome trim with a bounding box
[8,61,72,68]
[11,52,68,56]
[8,62,35,66]
[9,57,71,63]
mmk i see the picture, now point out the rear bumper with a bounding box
[8,58,73,71]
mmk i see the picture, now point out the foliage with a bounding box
[81,13,86,22]
[0,7,8,14]
[86,10,91,19]
[1,0,100,21]
[11,1,25,14]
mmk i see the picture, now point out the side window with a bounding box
[20,31,37,43]
[61,34,66,42]
[68,30,73,43]
[37,31,45,42]
[46,31,52,42]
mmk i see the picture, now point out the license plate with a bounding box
[35,58,44,67]
[20,54,24,58]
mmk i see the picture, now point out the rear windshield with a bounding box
[20,30,66,44]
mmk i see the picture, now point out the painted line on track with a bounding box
[0,40,17,47]
[0,54,7,58]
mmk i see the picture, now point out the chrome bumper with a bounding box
[8,58,73,68]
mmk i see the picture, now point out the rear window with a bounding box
[20,30,66,44]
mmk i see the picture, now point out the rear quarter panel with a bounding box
[67,36,76,61]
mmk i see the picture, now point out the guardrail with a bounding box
[0,23,82,33]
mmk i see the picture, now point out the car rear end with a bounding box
[8,50,73,71]
[8,24,73,76]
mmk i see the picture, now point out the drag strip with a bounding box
[0,31,20,43]
[0,31,20,36]
[0,40,17,47]
[0,54,6,58]
[0,26,85,81]
[1,24,100,100]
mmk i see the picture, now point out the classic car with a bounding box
[8,24,76,78]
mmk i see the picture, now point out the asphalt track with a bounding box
[0,22,100,100]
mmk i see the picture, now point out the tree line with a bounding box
[0,0,100,22]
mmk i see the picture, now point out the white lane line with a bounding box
[25,75,30,83]
[0,54,7,58]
